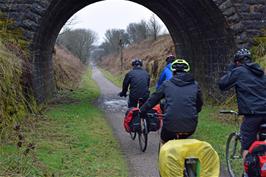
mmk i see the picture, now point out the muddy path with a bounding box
[92,66,228,177]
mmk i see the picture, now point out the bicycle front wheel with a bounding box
[138,118,148,152]
[226,132,243,177]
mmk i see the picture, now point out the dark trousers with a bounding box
[240,115,266,150]
[128,96,148,108]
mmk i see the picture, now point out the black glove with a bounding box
[139,111,147,118]
[118,92,127,97]
[227,63,236,71]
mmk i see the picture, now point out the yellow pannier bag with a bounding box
[159,139,220,177]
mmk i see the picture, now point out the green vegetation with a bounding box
[0,41,29,138]
[0,69,128,177]
[252,29,266,68]
[0,12,29,50]
[195,106,239,165]
[99,67,123,87]
[0,13,37,142]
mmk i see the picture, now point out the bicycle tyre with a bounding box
[138,118,148,152]
[226,132,242,177]
[184,166,196,177]
[130,131,136,140]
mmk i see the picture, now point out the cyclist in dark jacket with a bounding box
[156,55,175,90]
[119,58,150,108]
[218,48,266,159]
[140,59,203,143]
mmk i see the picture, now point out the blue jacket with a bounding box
[156,63,173,89]
[219,62,266,115]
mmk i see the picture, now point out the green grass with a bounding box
[194,106,240,168]
[0,68,128,177]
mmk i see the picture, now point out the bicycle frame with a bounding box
[220,110,243,177]
[184,157,200,177]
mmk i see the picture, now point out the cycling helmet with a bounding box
[131,58,143,67]
[166,55,175,64]
[171,59,190,72]
[234,48,251,62]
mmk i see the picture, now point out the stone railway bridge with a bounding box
[0,0,265,102]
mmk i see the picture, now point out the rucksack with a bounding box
[147,104,162,132]
[124,107,141,133]
[244,141,266,177]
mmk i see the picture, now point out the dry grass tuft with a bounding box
[53,45,86,90]
[0,41,29,139]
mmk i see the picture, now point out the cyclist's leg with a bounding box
[160,127,180,144]
[240,115,264,160]
[128,96,138,108]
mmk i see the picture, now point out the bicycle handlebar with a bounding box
[219,110,239,116]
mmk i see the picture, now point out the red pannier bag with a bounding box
[244,141,266,177]
[147,104,163,132]
[123,107,140,133]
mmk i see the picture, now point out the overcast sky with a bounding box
[64,0,168,44]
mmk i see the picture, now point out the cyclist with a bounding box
[119,58,150,108]
[156,55,175,90]
[140,59,203,144]
[218,48,266,160]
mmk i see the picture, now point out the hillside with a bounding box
[100,34,175,85]
[53,45,86,90]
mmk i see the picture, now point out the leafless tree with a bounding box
[57,29,98,64]
[148,14,162,41]
[127,20,149,43]
[101,29,129,55]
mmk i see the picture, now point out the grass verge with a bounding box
[194,106,241,170]
[99,67,123,87]
[0,68,128,177]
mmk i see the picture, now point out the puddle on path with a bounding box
[102,98,128,112]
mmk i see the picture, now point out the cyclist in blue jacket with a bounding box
[156,55,175,90]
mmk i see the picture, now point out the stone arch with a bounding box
[1,0,265,102]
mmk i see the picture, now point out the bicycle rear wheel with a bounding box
[138,118,148,152]
[226,132,243,177]
[130,131,136,140]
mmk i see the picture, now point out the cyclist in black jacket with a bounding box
[140,59,203,143]
[218,48,266,159]
[119,58,150,108]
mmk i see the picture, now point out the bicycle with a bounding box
[220,110,243,177]
[125,98,148,152]
[151,113,202,177]
[220,110,266,177]
[137,98,148,152]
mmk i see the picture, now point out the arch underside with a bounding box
[32,0,235,102]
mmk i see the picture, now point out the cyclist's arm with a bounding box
[140,85,165,113]
[156,69,166,90]
[121,73,130,95]
[218,69,239,91]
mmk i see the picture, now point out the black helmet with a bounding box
[171,59,190,72]
[166,55,175,64]
[234,48,251,63]
[131,58,143,67]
